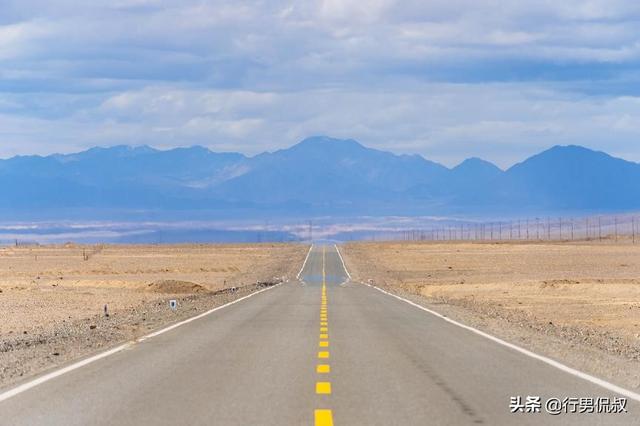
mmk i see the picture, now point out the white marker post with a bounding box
[169,300,177,311]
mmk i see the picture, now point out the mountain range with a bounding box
[2,136,639,220]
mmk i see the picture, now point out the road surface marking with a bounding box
[367,283,640,403]
[297,244,314,281]
[316,382,332,394]
[317,365,331,373]
[0,281,284,404]
[332,244,640,404]
[334,243,351,283]
[314,409,334,426]
[314,246,333,422]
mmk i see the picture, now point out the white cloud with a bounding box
[1,1,640,164]
[2,83,640,168]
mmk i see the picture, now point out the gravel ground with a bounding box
[0,243,309,390]
[0,282,279,389]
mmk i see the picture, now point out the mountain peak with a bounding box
[509,145,618,172]
[291,136,365,151]
[90,145,156,154]
[453,157,502,172]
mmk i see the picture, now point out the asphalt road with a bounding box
[1,245,638,425]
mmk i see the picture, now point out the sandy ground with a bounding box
[341,241,640,389]
[0,243,308,388]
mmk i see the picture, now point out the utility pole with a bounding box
[598,216,602,241]
[559,217,562,240]
[571,219,574,241]
[547,217,551,240]
[586,217,590,240]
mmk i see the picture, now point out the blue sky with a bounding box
[2,0,640,167]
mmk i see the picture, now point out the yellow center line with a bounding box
[316,382,332,394]
[315,246,333,426]
[315,409,334,426]
[316,364,330,373]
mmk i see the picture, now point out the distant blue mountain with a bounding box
[212,136,448,207]
[1,137,639,219]
[495,145,640,210]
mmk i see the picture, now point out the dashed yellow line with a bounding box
[315,409,334,426]
[315,246,333,426]
[316,364,330,373]
[316,382,332,394]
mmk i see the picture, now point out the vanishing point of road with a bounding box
[1,245,638,425]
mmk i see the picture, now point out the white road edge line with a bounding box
[333,245,640,403]
[333,243,351,284]
[0,282,283,404]
[297,244,314,282]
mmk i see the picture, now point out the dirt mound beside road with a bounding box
[146,280,209,294]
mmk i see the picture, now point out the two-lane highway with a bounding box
[1,245,638,425]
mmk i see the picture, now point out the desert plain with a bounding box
[0,243,308,387]
[3,239,640,393]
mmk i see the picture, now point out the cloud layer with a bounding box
[2,0,640,166]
